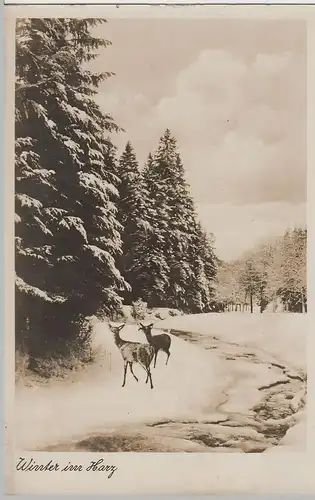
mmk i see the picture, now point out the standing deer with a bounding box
[138,323,171,368]
[108,323,155,389]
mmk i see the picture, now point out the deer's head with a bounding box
[138,323,154,336]
[108,323,125,335]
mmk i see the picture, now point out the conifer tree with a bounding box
[144,129,217,311]
[15,18,128,357]
[187,223,217,312]
[116,142,153,302]
[139,153,170,306]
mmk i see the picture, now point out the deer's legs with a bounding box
[153,351,158,368]
[138,361,149,383]
[165,350,170,365]
[129,362,138,382]
[147,368,154,389]
[122,362,128,387]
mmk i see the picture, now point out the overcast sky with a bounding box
[91,19,306,261]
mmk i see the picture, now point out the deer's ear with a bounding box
[148,323,154,328]
[118,324,125,331]
[139,323,144,329]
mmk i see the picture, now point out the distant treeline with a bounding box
[215,228,307,313]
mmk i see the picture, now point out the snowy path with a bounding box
[16,314,306,454]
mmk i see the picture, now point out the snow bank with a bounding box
[120,306,182,323]
[265,412,307,453]
[218,360,289,415]
[156,313,306,371]
[155,312,307,452]
[15,321,226,450]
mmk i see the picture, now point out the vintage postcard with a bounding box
[4,4,315,495]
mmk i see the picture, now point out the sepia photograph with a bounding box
[12,11,307,462]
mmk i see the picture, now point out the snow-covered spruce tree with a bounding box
[186,222,218,313]
[103,137,121,191]
[15,19,128,360]
[143,129,217,312]
[116,142,153,303]
[133,152,170,307]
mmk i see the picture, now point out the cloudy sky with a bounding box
[91,19,306,261]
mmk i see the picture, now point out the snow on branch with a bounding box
[16,275,66,303]
[82,245,122,280]
[16,194,43,210]
[15,76,56,94]
[15,136,35,148]
[78,172,115,203]
[33,216,53,236]
[30,101,48,120]
[44,207,67,221]
[59,102,90,125]
[59,216,88,243]
[17,245,53,263]
[16,168,56,189]
[57,255,78,263]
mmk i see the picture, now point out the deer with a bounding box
[108,323,155,389]
[138,323,171,368]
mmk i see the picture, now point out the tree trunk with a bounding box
[301,287,305,313]
[250,291,253,313]
[260,287,263,313]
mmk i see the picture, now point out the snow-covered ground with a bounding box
[155,312,306,371]
[155,312,306,452]
[15,321,226,450]
[15,312,307,452]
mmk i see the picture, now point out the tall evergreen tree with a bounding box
[139,152,170,306]
[144,129,217,311]
[186,222,217,312]
[15,18,128,357]
[116,142,153,302]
